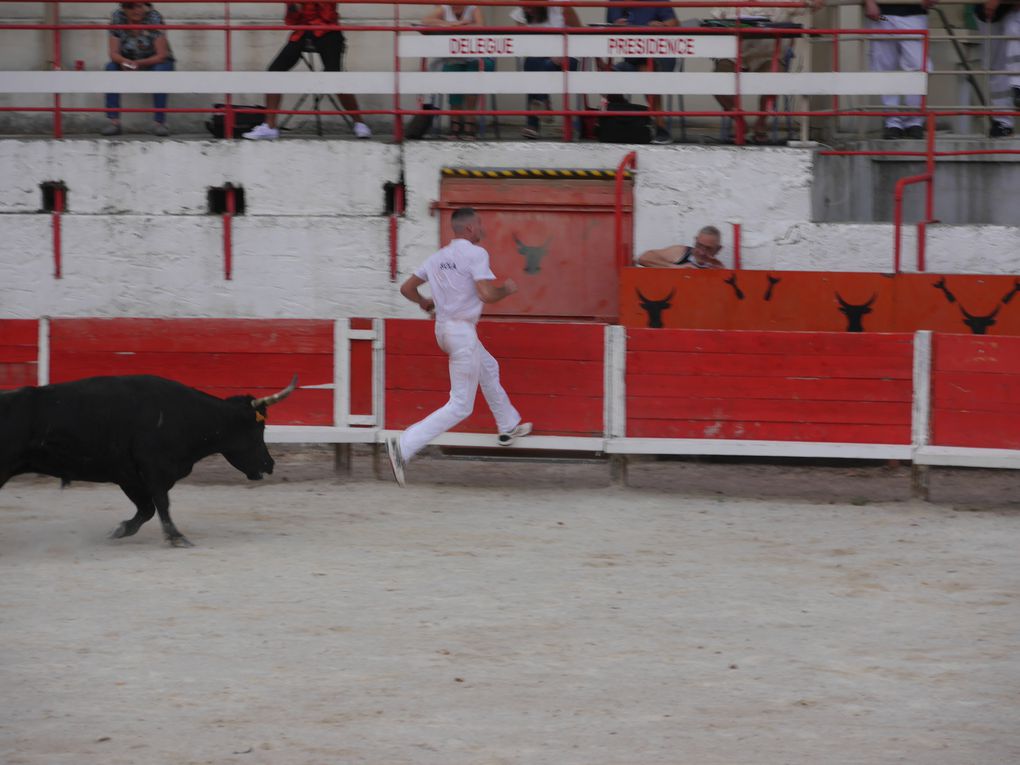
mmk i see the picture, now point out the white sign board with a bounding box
[398,33,736,60]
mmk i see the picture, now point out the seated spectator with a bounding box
[975,0,1019,137]
[606,0,678,145]
[243,2,370,141]
[710,0,822,144]
[637,226,725,268]
[511,2,581,139]
[862,0,935,139]
[102,2,175,137]
[419,2,495,140]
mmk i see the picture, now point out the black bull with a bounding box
[0,374,296,547]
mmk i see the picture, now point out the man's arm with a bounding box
[399,274,435,313]
[476,278,518,304]
[637,246,687,268]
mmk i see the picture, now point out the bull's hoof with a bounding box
[167,534,194,548]
[109,522,135,539]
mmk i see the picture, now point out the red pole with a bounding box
[614,151,637,271]
[734,221,742,269]
[224,184,234,280]
[393,1,404,142]
[224,2,234,139]
[52,185,64,279]
[53,8,63,139]
[562,31,573,143]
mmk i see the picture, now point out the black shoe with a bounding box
[989,122,1014,138]
[882,126,905,139]
[904,125,924,139]
[651,126,673,144]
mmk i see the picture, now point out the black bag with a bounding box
[205,104,267,139]
[597,98,653,144]
[404,104,439,140]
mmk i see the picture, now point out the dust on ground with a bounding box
[1,446,1018,765]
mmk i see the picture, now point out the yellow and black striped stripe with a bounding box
[441,167,633,180]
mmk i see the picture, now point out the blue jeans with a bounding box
[523,57,578,128]
[105,59,175,122]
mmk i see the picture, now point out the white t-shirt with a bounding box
[414,238,496,323]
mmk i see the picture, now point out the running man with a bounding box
[386,207,532,486]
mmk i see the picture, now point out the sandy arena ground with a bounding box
[1,446,1018,765]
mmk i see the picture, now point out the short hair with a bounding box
[697,225,721,240]
[451,207,477,231]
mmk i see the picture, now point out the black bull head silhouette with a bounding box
[637,288,675,328]
[835,292,877,333]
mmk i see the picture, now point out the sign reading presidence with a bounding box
[398,33,736,60]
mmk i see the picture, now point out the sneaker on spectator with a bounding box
[989,121,1014,138]
[652,126,673,144]
[354,121,372,139]
[498,422,532,447]
[882,125,905,139]
[904,125,924,139]
[242,122,279,140]
[100,121,122,137]
[521,125,540,139]
[385,436,406,487]
[151,122,169,137]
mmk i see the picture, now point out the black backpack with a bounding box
[597,98,653,144]
[205,104,267,139]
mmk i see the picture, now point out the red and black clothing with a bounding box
[268,3,345,72]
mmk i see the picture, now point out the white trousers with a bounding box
[980,8,1020,128]
[868,14,930,129]
[399,319,521,461]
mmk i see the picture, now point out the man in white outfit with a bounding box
[863,0,937,139]
[978,0,1020,137]
[386,207,532,486]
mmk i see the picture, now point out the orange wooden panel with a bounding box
[626,327,913,356]
[48,319,334,425]
[932,334,1020,374]
[439,177,632,321]
[384,319,605,435]
[620,270,1020,334]
[626,350,912,379]
[0,320,39,390]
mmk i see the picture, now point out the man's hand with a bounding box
[864,0,882,21]
[503,279,518,296]
[419,297,435,314]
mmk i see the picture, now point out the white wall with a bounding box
[1,138,1017,319]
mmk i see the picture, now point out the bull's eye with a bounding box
[255,411,266,423]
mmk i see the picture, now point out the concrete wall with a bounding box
[1,138,1018,319]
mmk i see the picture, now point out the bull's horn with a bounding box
[252,374,298,409]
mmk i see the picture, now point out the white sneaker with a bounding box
[498,422,532,447]
[354,121,372,139]
[242,123,279,140]
[385,436,406,487]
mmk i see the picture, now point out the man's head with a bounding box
[692,225,722,263]
[451,207,483,243]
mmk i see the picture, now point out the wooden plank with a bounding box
[0,363,37,390]
[932,372,1020,410]
[931,410,1020,450]
[349,339,374,416]
[388,357,604,396]
[386,390,603,434]
[626,328,914,356]
[933,334,1020,374]
[627,418,911,443]
[50,318,333,354]
[626,351,913,379]
[626,373,912,402]
[0,346,39,364]
[0,320,39,347]
[49,351,332,387]
[385,319,604,360]
[627,397,910,425]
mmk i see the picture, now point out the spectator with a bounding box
[976,0,1019,137]
[102,2,175,137]
[606,0,679,144]
[243,2,371,140]
[637,226,725,268]
[710,0,822,144]
[511,2,581,139]
[420,2,496,140]
[862,0,936,139]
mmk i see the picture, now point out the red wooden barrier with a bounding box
[385,319,604,436]
[931,334,1020,450]
[626,329,915,443]
[49,319,334,425]
[0,320,38,390]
